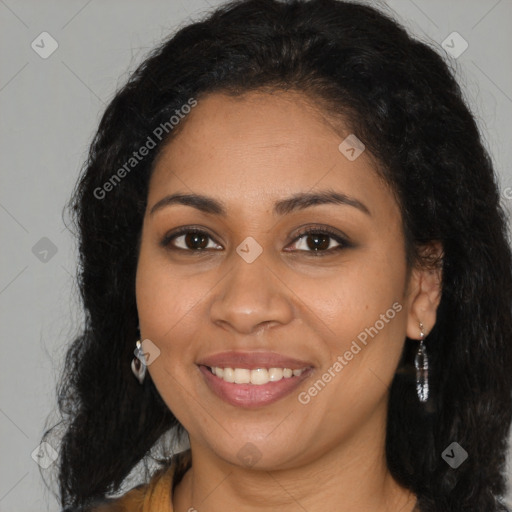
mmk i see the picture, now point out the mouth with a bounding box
[205,365,307,384]
[197,352,314,408]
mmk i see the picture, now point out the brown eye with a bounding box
[160,226,351,255]
[161,228,222,251]
[181,231,209,250]
[287,227,351,255]
[301,233,332,251]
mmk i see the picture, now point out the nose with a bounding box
[209,252,295,335]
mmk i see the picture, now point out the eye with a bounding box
[160,227,222,252]
[160,225,351,255]
[287,226,351,255]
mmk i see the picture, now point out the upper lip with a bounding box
[197,351,314,370]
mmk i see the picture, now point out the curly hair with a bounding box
[42,0,512,511]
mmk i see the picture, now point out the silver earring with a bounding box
[414,322,429,402]
[131,340,147,384]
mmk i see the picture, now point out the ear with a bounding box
[405,242,443,339]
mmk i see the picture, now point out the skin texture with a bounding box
[135,90,442,512]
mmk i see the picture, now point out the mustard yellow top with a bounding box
[91,449,192,511]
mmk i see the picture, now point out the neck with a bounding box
[173,407,417,512]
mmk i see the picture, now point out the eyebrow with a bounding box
[149,190,371,217]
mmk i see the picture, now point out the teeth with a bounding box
[210,367,305,385]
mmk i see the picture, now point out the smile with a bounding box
[198,364,313,408]
[208,366,306,385]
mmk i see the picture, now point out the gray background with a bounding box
[1,0,511,510]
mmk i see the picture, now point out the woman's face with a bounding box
[135,90,430,470]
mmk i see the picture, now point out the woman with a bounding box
[44,0,512,510]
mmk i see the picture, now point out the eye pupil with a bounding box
[307,234,330,251]
[185,232,208,250]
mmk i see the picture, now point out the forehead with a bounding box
[148,90,394,220]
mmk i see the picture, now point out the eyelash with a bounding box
[160,225,352,256]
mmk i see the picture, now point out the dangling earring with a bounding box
[131,340,147,384]
[414,321,429,402]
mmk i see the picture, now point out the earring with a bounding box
[131,340,147,384]
[414,322,429,402]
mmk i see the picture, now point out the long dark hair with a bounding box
[42,1,512,510]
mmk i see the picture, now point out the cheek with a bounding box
[135,248,204,420]
[135,243,200,362]
[297,266,407,428]
[295,250,405,341]
[303,240,408,379]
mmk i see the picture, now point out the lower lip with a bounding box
[199,365,312,409]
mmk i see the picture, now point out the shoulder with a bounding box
[60,450,191,512]
[61,482,148,512]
